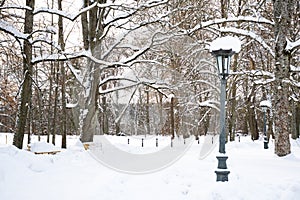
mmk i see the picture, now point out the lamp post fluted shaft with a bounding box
[219,77,226,154]
[215,77,230,181]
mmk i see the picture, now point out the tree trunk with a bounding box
[146,87,150,135]
[273,0,292,156]
[79,0,104,142]
[58,0,67,148]
[51,63,59,145]
[13,0,35,149]
[228,55,238,141]
[291,101,298,139]
[246,84,259,141]
[81,64,100,142]
[47,0,55,143]
[297,103,300,139]
[248,105,259,140]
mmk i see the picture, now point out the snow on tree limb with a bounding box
[286,38,300,53]
[198,100,220,112]
[0,4,32,11]
[31,50,129,67]
[33,2,98,21]
[33,0,168,24]
[185,16,274,34]
[0,20,28,40]
[232,70,275,85]
[218,27,275,57]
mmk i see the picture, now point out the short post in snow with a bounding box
[260,100,271,149]
[156,138,158,147]
[210,36,241,182]
[142,138,144,147]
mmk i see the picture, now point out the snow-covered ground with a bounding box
[0,133,300,200]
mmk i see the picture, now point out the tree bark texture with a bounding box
[273,0,292,156]
[58,0,67,148]
[13,0,35,149]
[79,0,104,142]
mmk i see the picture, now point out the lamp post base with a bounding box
[216,155,229,182]
[264,136,268,149]
[264,141,268,149]
[215,170,230,182]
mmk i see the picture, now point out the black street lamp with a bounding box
[210,36,240,182]
[260,100,270,149]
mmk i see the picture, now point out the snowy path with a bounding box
[0,134,300,200]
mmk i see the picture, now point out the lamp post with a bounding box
[210,36,241,182]
[260,100,270,149]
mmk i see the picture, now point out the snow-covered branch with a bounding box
[232,70,275,85]
[0,20,28,40]
[217,27,275,57]
[286,38,300,53]
[31,50,129,67]
[104,0,168,27]
[0,4,31,11]
[184,16,274,34]
[198,100,220,112]
[33,2,97,21]
[99,77,169,96]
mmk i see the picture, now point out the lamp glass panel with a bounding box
[227,56,232,74]
[217,56,222,75]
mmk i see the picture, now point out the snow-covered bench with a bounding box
[27,141,61,155]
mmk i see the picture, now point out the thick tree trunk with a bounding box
[273,0,291,156]
[248,106,259,140]
[13,0,34,149]
[47,0,55,143]
[51,63,59,145]
[58,0,67,148]
[291,102,298,139]
[228,55,238,141]
[80,63,100,142]
[246,84,259,141]
[296,103,300,138]
[79,0,105,142]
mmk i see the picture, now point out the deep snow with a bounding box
[0,133,300,200]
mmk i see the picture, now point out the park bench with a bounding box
[27,142,61,155]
